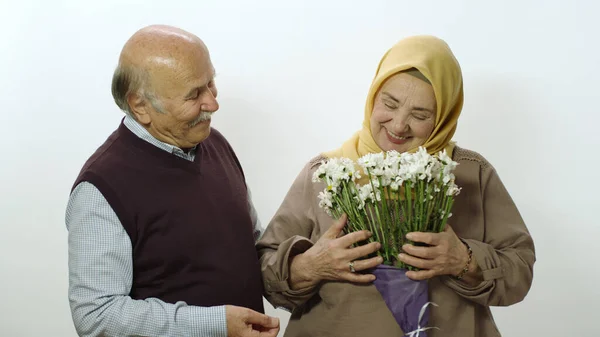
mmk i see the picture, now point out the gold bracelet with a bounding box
[455,240,472,280]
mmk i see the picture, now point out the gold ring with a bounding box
[349,261,356,273]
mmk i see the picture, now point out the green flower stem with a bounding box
[439,195,454,233]
[340,182,362,232]
[365,168,388,260]
[432,186,444,233]
[405,181,413,233]
[386,187,400,260]
[378,177,394,262]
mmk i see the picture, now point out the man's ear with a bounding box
[128,92,151,125]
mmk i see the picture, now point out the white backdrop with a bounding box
[1,0,599,336]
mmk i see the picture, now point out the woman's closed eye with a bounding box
[412,113,429,121]
[383,99,397,110]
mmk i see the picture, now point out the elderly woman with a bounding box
[256,35,535,336]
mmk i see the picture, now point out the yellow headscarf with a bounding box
[323,35,464,163]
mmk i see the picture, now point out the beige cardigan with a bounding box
[256,146,536,337]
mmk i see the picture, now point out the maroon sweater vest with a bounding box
[72,121,264,313]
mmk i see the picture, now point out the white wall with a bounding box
[1,0,598,336]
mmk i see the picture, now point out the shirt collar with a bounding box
[123,115,197,160]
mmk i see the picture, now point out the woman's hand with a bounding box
[288,214,384,290]
[398,224,482,285]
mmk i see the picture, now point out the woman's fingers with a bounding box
[347,241,381,261]
[336,229,373,248]
[398,253,434,270]
[351,255,383,272]
[402,244,438,259]
[321,214,348,240]
[340,271,377,283]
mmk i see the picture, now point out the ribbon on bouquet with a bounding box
[405,302,440,337]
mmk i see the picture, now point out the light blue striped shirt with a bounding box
[66,115,262,337]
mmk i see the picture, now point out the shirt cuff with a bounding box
[183,305,227,337]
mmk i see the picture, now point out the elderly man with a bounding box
[66,25,279,337]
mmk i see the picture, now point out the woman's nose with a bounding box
[391,116,410,133]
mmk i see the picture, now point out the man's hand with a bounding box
[289,214,383,290]
[225,305,279,337]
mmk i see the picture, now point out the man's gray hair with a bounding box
[111,64,166,116]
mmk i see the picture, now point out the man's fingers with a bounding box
[323,214,348,239]
[245,310,279,329]
[257,326,280,337]
[263,316,279,328]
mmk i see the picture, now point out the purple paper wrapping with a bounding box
[372,264,431,336]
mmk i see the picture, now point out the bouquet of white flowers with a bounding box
[312,147,460,335]
[313,146,461,268]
